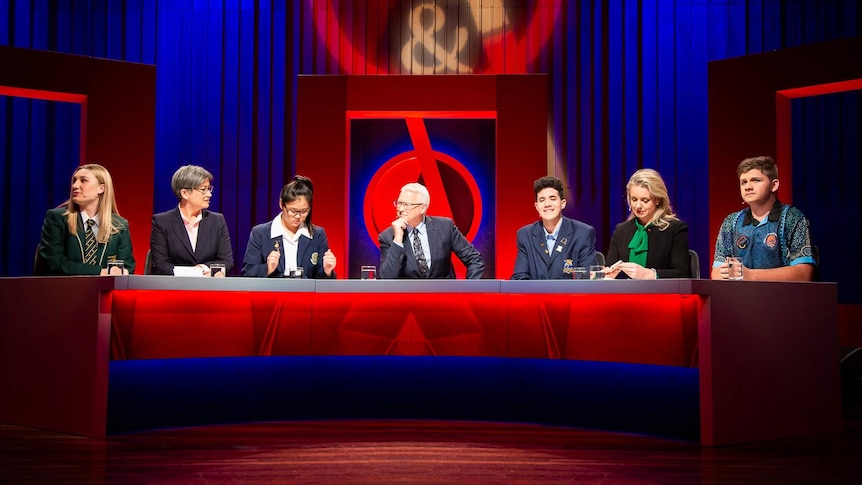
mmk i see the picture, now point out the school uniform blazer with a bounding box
[149,208,234,275]
[378,215,485,279]
[37,207,135,275]
[241,221,336,279]
[606,218,691,279]
[511,216,597,280]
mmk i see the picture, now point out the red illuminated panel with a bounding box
[508,294,700,367]
[707,36,862,264]
[0,47,155,271]
[297,75,547,278]
[311,292,508,356]
[110,289,698,367]
[111,291,313,360]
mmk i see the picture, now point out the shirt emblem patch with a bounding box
[764,233,778,249]
[736,235,749,250]
[563,259,574,274]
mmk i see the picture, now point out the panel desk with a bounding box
[0,276,841,445]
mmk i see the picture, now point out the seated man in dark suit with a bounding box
[150,165,234,276]
[511,176,597,279]
[378,183,484,279]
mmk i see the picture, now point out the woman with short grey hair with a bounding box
[149,164,234,276]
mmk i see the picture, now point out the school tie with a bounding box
[83,219,98,265]
[547,233,555,253]
[412,229,429,277]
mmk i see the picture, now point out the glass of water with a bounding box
[589,265,605,280]
[361,265,377,280]
[288,267,304,279]
[107,260,124,275]
[725,257,743,280]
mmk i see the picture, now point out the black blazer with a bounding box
[149,208,234,275]
[378,215,485,279]
[606,218,690,278]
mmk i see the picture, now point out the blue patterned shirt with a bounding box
[712,201,817,270]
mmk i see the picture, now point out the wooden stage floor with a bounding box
[2,419,861,484]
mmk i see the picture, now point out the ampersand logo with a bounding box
[311,0,561,74]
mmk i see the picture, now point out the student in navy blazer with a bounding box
[379,183,485,279]
[150,165,234,276]
[604,169,690,279]
[242,176,337,278]
[511,176,597,279]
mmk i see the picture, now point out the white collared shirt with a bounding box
[179,206,202,252]
[81,213,99,238]
[270,214,311,276]
[544,219,562,254]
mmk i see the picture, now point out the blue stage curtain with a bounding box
[793,91,860,302]
[0,0,296,276]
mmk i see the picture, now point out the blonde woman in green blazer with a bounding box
[37,163,134,275]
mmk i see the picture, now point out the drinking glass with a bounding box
[726,256,743,280]
[590,265,605,280]
[107,260,124,275]
[361,265,377,280]
[288,267,304,279]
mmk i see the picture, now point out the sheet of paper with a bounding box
[173,266,205,277]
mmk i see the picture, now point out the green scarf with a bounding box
[628,219,650,267]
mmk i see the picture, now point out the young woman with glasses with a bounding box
[241,175,337,278]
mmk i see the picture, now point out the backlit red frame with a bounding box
[0,46,155,269]
[296,75,548,278]
[707,36,862,344]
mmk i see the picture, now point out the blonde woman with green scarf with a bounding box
[604,169,691,279]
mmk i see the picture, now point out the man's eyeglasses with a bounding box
[285,207,311,217]
[192,186,214,194]
[393,200,425,209]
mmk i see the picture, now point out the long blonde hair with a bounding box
[625,168,678,230]
[64,163,124,243]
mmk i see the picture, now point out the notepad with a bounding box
[173,266,205,277]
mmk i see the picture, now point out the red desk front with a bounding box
[0,277,841,445]
[110,279,698,367]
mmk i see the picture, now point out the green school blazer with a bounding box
[37,207,135,275]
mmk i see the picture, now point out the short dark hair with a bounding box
[737,156,778,181]
[533,176,565,199]
[280,175,315,234]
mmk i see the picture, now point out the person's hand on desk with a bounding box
[715,259,746,280]
[604,260,657,280]
[619,262,657,279]
[603,260,624,279]
[196,264,212,277]
[100,267,129,275]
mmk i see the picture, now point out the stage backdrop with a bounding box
[1,1,859,288]
[296,75,546,279]
[350,117,496,278]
